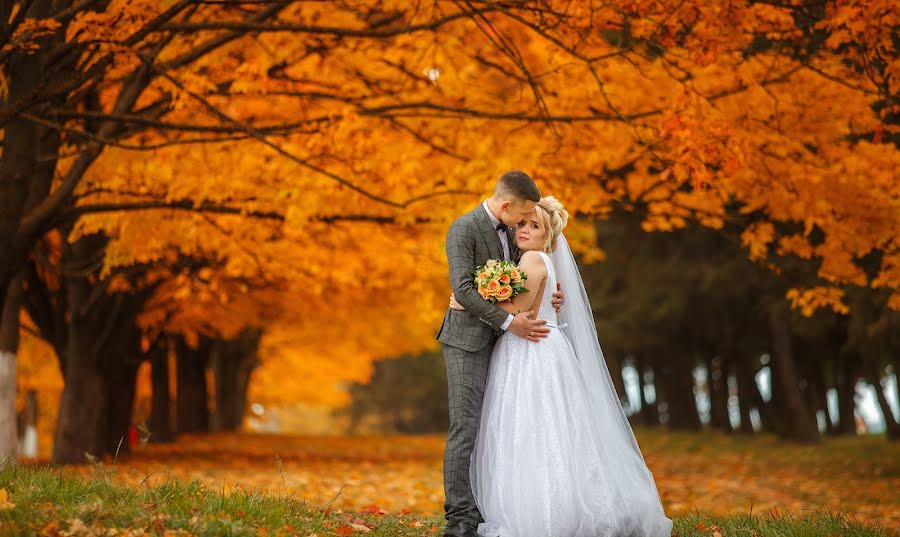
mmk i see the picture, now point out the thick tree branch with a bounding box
[158,8,502,38]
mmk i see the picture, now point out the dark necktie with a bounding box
[496,222,508,233]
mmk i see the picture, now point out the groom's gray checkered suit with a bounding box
[436,204,520,537]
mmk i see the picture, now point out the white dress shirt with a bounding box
[482,201,515,331]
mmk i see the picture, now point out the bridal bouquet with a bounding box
[474,259,528,303]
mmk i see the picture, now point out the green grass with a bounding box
[0,463,894,536]
[673,512,896,536]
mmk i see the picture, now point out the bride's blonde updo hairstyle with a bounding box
[533,196,569,252]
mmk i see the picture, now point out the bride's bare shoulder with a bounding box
[518,250,547,276]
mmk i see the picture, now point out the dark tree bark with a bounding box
[175,336,210,433]
[767,301,820,443]
[52,337,108,463]
[664,354,701,431]
[51,233,150,464]
[210,328,261,431]
[706,355,731,432]
[52,310,146,463]
[834,351,858,435]
[148,338,174,443]
[104,360,140,458]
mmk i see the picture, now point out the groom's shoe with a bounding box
[444,523,479,537]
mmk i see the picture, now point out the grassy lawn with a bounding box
[51,428,898,528]
[0,463,895,536]
[9,428,898,535]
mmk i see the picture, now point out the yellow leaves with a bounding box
[67,0,162,44]
[2,18,62,54]
[741,222,775,261]
[825,29,853,50]
[776,235,814,260]
[0,489,15,510]
[786,287,850,317]
[748,3,796,34]
[28,0,893,410]
[887,293,900,311]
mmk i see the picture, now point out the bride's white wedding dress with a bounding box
[470,240,673,537]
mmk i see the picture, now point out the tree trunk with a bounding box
[20,390,38,458]
[105,361,139,458]
[835,352,858,436]
[815,369,835,435]
[211,349,242,431]
[176,336,209,433]
[634,355,659,426]
[0,273,24,462]
[720,360,734,433]
[753,375,776,433]
[665,354,701,431]
[52,335,108,464]
[707,355,731,432]
[868,362,900,440]
[767,301,820,443]
[734,354,757,434]
[210,329,261,431]
[0,23,41,314]
[651,354,670,425]
[52,234,149,464]
[149,339,174,443]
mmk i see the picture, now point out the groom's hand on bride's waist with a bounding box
[508,312,549,342]
[551,282,564,312]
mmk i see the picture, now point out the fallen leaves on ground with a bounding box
[58,428,899,531]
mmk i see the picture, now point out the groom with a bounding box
[436,170,561,537]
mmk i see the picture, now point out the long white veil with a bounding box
[551,233,648,462]
[470,231,673,537]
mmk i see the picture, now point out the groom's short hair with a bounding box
[495,170,540,202]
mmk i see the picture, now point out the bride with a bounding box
[449,196,672,537]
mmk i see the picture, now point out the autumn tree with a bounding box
[3,0,898,460]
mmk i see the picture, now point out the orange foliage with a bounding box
[8,0,898,404]
[62,431,900,530]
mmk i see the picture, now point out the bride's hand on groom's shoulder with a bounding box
[552,283,564,312]
[508,312,549,342]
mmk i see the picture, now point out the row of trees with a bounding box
[16,229,265,461]
[1,0,897,462]
[590,212,899,441]
[348,213,899,442]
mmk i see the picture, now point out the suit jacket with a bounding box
[436,204,521,352]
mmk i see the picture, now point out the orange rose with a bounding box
[496,285,513,301]
[479,288,489,299]
[485,279,500,293]
[499,274,511,284]
[479,272,490,279]
[510,269,521,282]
